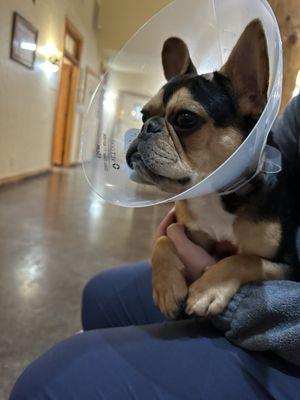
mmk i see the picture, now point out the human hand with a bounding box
[153,208,216,283]
[167,223,216,282]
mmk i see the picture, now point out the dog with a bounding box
[126,19,300,319]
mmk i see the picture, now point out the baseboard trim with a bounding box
[52,161,81,169]
[69,161,81,168]
[0,168,52,186]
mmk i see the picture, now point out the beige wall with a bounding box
[99,0,171,53]
[0,0,100,180]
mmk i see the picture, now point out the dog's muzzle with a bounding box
[126,116,193,188]
[126,116,164,169]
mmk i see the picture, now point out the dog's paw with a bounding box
[153,268,188,319]
[185,271,239,317]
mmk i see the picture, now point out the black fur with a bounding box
[163,72,257,134]
[222,133,300,277]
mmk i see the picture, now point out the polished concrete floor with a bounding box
[0,167,168,399]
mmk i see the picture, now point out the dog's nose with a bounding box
[144,117,161,134]
[126,138,138,169]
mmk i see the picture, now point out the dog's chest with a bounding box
[185,194,236,243]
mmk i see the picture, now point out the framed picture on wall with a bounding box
[10,12,38,69]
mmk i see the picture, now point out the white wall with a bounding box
[0,0,100,180]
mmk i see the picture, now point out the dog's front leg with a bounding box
[152,235,188,319]
[186,255,288,317]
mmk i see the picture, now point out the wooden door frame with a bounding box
[64,18,83,66]
[52,18,83,166]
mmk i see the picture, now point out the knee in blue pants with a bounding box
[81,267,118,330]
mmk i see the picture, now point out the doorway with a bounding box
[52,19,83,166]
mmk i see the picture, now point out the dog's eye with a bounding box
[174,111,200,130]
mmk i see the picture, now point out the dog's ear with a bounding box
[221,19,269,119]
[162,37,197,81]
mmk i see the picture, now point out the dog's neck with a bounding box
[185,193,236,243]
[183,165,279,244]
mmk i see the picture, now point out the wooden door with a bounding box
[52,61,80,166]
[52,18,83,166]
[52,62,72,165]
[62,64,79,165]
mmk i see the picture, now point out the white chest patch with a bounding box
[186,194,236,243]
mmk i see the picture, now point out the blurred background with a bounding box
[0,0,299,398]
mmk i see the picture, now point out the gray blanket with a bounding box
[212,282,300,366]
[212,95,300,366]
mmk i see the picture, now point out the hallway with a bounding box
[0,167,167,398]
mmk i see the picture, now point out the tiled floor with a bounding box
[0,167,169,399]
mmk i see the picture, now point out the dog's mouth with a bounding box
[127,146,191,190]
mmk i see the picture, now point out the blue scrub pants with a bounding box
[10,263,300,399]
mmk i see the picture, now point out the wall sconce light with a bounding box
[38,42,62,74]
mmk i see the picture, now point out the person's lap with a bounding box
[11,263,300,400]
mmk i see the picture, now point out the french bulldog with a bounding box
[126,19,300,319]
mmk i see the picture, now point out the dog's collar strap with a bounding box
[219,145,282,196]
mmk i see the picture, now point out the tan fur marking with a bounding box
[175,200,214,250]
[151,235,188,318]
[166,88,208,119]
[175,200,195,225]
[142,89,164,117]
[183,122,243,177]
[234,218,281,259]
